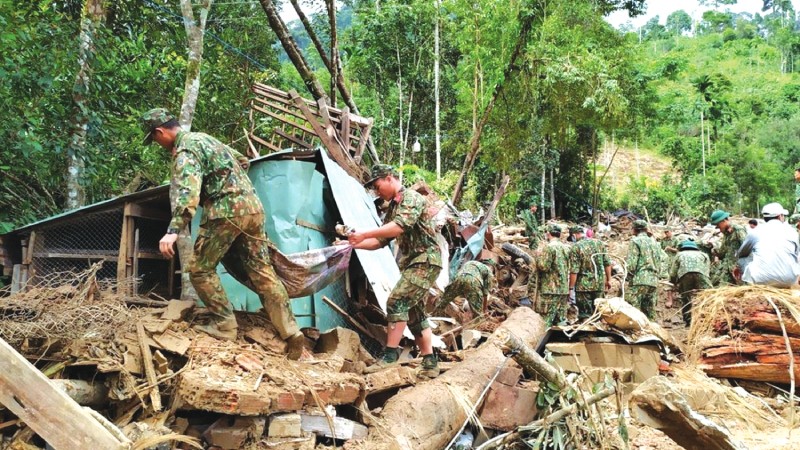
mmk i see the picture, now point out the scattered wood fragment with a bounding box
[137,322,162,412]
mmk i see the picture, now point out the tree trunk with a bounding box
[66,0,106,210]
[434,0,441,179]
[178,0,212,131]
[325,0,337,106]
[288,0,358,114]
[452,3,539,206]
[257,0,327,101]
[359,308,546,450]
[173,0,212,302]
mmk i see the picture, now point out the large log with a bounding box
[701,362,800,385]
[354,307,546,450]
[630,376,747,450]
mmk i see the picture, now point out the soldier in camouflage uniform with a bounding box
[519,204,542,249]
[709,210,747,286]
[535,225,571,326]
[625,220,662,319]
[568,226,612,320]
[349,164,443,379]
[143,108,307,360]
[668,240,711,325]
[794,168,800,214]
[436,260,495,316]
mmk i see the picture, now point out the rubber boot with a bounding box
[417,353,440,380]
[195,315,238,341]
[363,347,401,374]
[286,332,309,361]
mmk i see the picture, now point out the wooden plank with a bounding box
[702,361,800,385]
[321,296,379,342]
[24,232,36,265]
[137,322,162,412]
[251,104,317,136]
[273,128,314,149]
[0,337,128,449]
[33,253,112,260]
[354,118,374,163]
[252,95,308,123]
[340,107,351,152]
[249,133,283,153]
[290,90,366,181]
[117,204,131,287]
[133,228,140,295]
[745,315,800,337]
[126,204,170,221]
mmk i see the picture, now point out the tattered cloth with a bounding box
[269,244,353,298]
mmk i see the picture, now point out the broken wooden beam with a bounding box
[357,307,546,450]
[137,322,162,412]
[498,329,566,389]
[630,376,748,450]
[0,337,130,449]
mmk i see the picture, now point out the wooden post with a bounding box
[0,337,129,449]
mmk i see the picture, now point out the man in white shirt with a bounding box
[738,202,800,287]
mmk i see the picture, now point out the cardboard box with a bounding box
[545,342,660,383]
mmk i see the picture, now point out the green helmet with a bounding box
[679,240,699,251]
[709,210,730,225]
[632,219,648,231]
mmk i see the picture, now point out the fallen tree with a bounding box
[352,307,546,450]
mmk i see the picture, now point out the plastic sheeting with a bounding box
[270,244,352,298]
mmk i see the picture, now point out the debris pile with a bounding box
[688,285,800,385]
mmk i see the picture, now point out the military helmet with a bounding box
[548,224,562,235]
[679,240,699,251]
[709,210,730,225]
[632,219,648,231]
[569,225,583,234]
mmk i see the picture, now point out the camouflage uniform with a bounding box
[625,232,663,319]
[569,238,611,319]
[669,249,711,325]
[379,188,443,336]
[519,209,541,249]
[437,261,494,314]
[170,130,300,339]
[536,238,571,326]
[795,183,800,214]
[715,224,747,286]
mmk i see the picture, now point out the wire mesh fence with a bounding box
[30,208,123,286]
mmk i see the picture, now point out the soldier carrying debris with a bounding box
[709,209,747,286]
[434,259,496,318]
[348,164,443,379]
[668,240,711,325]
[625,220,662,320]
[568,225,612,320]
[143,108,308,360]
[534,225,571,326]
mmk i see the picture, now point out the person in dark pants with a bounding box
[668,240,711,325]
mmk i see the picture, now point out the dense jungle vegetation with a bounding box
[1,0,799,231]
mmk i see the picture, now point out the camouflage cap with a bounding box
[140,108,176,145]
[632,219,649,231]
[364,164,398,187]
[548,224,562,235]
[569,225,583,234]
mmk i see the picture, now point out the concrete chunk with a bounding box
[268,414,302,438]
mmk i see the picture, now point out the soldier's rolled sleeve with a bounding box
[391,194,423,230]
[169,150,202,231]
